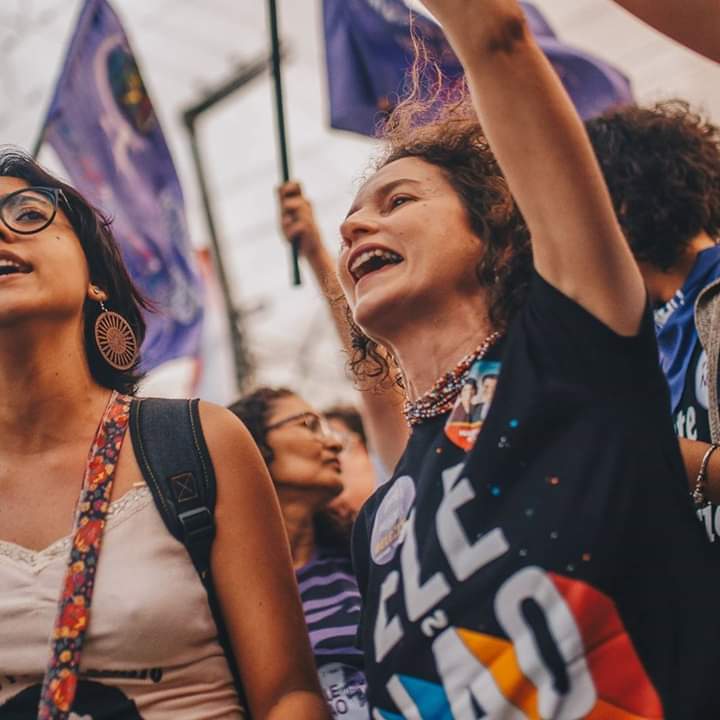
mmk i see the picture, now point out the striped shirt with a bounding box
[296,549,368,719]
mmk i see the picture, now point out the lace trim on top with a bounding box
[0,485,151,570]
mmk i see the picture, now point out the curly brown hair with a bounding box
[586,100,720,271]
[346,82,532,386]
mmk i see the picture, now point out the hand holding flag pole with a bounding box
[267,0,301,286]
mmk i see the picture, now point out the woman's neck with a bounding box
[379,296,495,401]
[0,323,110,453]
[277,492,321,569]
[639,231,717,304]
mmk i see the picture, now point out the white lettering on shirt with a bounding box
[421,609,449,637]
[386,676,423,720]
[433,628,528,719]
[401,509,451,621]
[374,570,403,663]
[436,476,510,582]
[495,567,596,719]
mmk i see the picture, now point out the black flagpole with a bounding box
[267,0,301,286]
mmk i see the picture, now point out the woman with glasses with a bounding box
[0,150,329,719]
[229,388,369,720]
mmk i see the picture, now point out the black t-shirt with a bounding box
[352,273,720,719]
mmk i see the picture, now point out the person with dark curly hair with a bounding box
[0,150,329,719]
[229,388,369,720]
[333,0,720,717]
[587,101,720,542]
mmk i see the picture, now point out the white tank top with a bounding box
[0,486,245,719]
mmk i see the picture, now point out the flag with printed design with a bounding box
[41,0,203,370]
[323,0,633,136]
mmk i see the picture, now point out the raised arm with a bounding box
[277,181,409,472]
[612,0,720,63]
[423,0,646,335]
[200,402,330,720]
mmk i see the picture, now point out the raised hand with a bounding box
[276,181,324,261]
[419,0,525,55]
[420,0,646,336]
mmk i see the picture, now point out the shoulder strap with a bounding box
[130,397,216,579]
[129,397,247,709]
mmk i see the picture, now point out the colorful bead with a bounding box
[403,331,503,426]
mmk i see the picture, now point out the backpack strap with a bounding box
[129,397,246,707]
[129,397,215,580]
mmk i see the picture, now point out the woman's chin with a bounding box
[352,288,405,341]
[326,476,345,497]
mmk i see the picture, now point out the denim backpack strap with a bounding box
[129,397,215,580]
[129,397,246,708]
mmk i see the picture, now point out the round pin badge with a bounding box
[318,662,368,719]
[370,475,416,565]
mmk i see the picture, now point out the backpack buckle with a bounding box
[177,506,215,542]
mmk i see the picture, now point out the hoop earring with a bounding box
[94,302,138,371]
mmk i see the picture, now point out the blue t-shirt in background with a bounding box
[655,245,720,544]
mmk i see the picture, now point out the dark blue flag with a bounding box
[323,0,634,136]
[42,0,203,371]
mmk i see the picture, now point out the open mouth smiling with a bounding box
[0,253,32,278]
[348,246,404,283]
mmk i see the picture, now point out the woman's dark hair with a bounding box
[0,147,150,394]
[228,387,352,554]
[228,386,293,466]
[585,100,720,271]
[346,66,532,386]
[324,404,368,448]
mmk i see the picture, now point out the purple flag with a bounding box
[323,0,634,136]
[42,0,203,371]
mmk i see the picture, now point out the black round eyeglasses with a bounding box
[0,186,67,235]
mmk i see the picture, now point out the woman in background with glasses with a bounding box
[230,388,369,720]
[0,149,329,719]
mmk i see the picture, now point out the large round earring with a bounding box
[94,302,138,371]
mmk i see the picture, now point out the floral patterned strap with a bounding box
[37,391,133,720]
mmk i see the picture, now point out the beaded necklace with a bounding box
[403,331,503,426]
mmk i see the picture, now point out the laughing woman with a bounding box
[0,150,329,719]
[339,1,720,718]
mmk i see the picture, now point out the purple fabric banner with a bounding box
[323,0,634,136]
[43,0,203,371]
